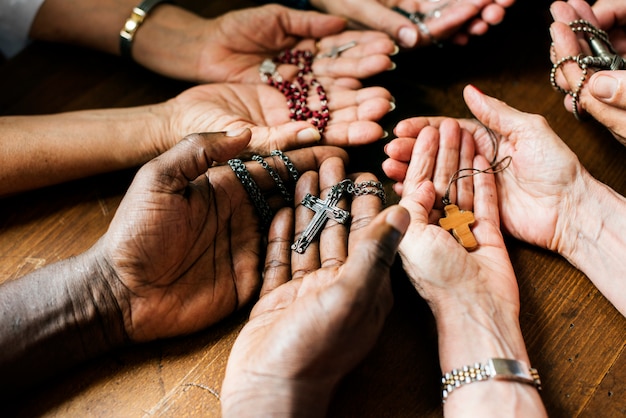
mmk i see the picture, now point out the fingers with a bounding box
[241,145,349,197]
[252,85,394,150]
[272,5,347,39]
[416,2,483,45]
[346,172,386,253]
[399,127,439,198]
[312,31,398,79]
[324,205,409,311]
[393,116,447,138]
[321,0,421,48]
[290,157,349,276]
[262,207,295,298]
[381,156,410,184]
[469,154,505,249]
[318,159,350,268]
[384,136,417,164]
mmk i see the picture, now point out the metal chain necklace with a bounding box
[259,49,330,134]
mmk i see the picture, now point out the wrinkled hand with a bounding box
[96,130,349,342]
[309,0,515,48]
[159,81,393,157]
[221,157,408,416]
[550,0,626,144]
[387,117,517,309]
[385,85,586,254]
[392,115,546,417]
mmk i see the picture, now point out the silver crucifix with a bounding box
[291,181,350,254]
[579,37,626,71]
[317,41,357,59]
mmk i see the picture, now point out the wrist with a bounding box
[0,248,127,393]
[131,5,208,82]
[555,169,626,314]
[431,294,528,372]
[221,371,333,418]
[431,297,547,417]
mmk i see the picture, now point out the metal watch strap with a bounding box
[441,358,542,402]
[119,0,173,59]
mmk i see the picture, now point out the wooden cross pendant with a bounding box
[292,184,350,254]
[438,204,478,250]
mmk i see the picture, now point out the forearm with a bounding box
[556,170,626,316]
[0,249,127,395]
[221,373,333,418]
[0,104,170,196]
[29,0,140,55]
[432,297,546,417]
[30,0,207,81]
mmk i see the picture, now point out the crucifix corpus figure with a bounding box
[438,204,478,250]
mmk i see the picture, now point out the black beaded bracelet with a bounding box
[119,0,173,60]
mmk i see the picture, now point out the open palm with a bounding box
[165,81,392,156]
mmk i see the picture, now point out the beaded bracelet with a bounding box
[119,0,173,60]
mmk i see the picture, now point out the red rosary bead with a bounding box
[263,49,330,135]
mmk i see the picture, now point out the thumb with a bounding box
[249,123,322,154]
[588,71,626,109]
[138,130,251,192]
[277,7,346,39]
[340,205,409,292]
[462,84,530,153]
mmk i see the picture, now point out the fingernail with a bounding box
[296,127,321,143]
[388,101,396,112]
[390,44,400,56]
[469,84,483,94]
[398,27,418,49]
[226,128,247,137]
[591,74,618,100]
[381,130,389,140]
[387,61,397,71]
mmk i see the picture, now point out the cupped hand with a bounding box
[395,118,519,310]
[96,130,349,342]
[386,85,586,253]
[162,81,393,157]
[550,0,626,144]
[154,5,397,84]
[221,157,408,416]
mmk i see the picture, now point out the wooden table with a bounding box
[1,1,625,416]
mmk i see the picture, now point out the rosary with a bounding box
[260,49,330,134]
[550,19,626,120]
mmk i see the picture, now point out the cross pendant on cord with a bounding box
[292,184,350,254]
[438,204,478,250]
